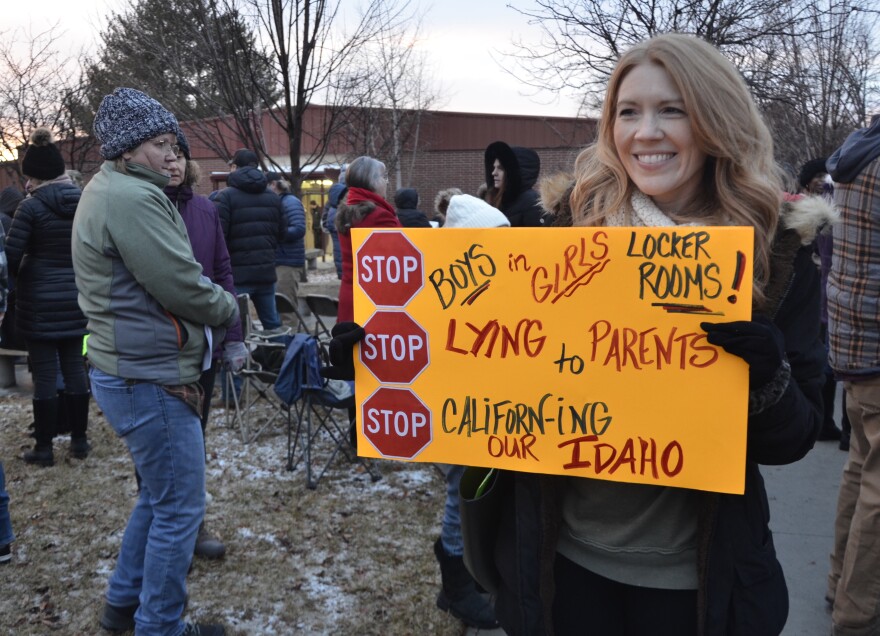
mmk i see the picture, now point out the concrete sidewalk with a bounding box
[767,437,844,635]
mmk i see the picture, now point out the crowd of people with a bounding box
[0,29,876,636]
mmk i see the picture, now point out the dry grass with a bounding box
[0,387,469,636]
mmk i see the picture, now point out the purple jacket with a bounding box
[165,185,243,352]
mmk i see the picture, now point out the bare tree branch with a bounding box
[503,0,880,166]
[0,24,95,184]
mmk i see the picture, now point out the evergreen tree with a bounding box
[84,0,277,156]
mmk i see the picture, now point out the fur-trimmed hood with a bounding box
[335,199,376,235]
[334,188,399,235]
[779,195,838,245]
[537,172,575,227]
[764,194,837,316]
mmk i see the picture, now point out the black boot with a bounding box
[66,392,91,459]
[23,397,57,467]
[55,388,71,436]
[433,537,499,629]
[818,376,842,440]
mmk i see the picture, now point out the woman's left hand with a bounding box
[321,322,365,381]
[700,316,785,387]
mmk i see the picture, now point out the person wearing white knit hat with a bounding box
[444,194,510,229]
[431,191,507,631]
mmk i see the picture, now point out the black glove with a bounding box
[320,322,366,381]
[701,315,785,387]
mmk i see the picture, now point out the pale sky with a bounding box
[6,0,580,118]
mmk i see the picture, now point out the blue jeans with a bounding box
[441,465,465,556]
[0,461,14,547]
[235,283,281,331]
[90,368,205,636]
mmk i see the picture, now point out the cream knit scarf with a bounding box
[606,190,701,228]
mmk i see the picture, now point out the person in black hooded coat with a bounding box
[393,188,431,228]
[7,128,89,466]
[213,149,286,331]
[484,141,549,227]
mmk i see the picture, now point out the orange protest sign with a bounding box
[351,226,753,494]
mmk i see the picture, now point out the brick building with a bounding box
[0,106,596,248]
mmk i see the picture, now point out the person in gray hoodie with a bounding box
[825,114,880,636]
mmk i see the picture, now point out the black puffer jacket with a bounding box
[492,186,831,636]
[484,141,548,227]
[214,167,285,287]
[6,182,87,340]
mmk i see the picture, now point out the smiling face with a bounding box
[122,133,179,176]
[612,62,707,214]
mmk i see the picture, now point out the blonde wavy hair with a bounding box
[569,33,781,303]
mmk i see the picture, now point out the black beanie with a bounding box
[21,128,65,180]
[798,157,828,189]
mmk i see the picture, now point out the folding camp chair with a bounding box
[275,292,309,334]
[304,294,338,343]
[223,294,293,443]
[274,333,381,489]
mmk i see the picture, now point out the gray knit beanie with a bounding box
[93,88,180,159]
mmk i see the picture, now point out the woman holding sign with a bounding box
[492,34,831,636]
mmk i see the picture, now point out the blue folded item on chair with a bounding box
[274,334,323,404]
[273,334,355,408]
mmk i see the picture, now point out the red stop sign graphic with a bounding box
[362,387,432,459]
[360,312,429,384]
[356,231,424,308]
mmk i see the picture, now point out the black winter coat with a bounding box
[484,141,549,227]
[492,197,829,636]
[396,208,432,228]
[214,167,286,287]
[393,188,431,228]
[6,182,87,340]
